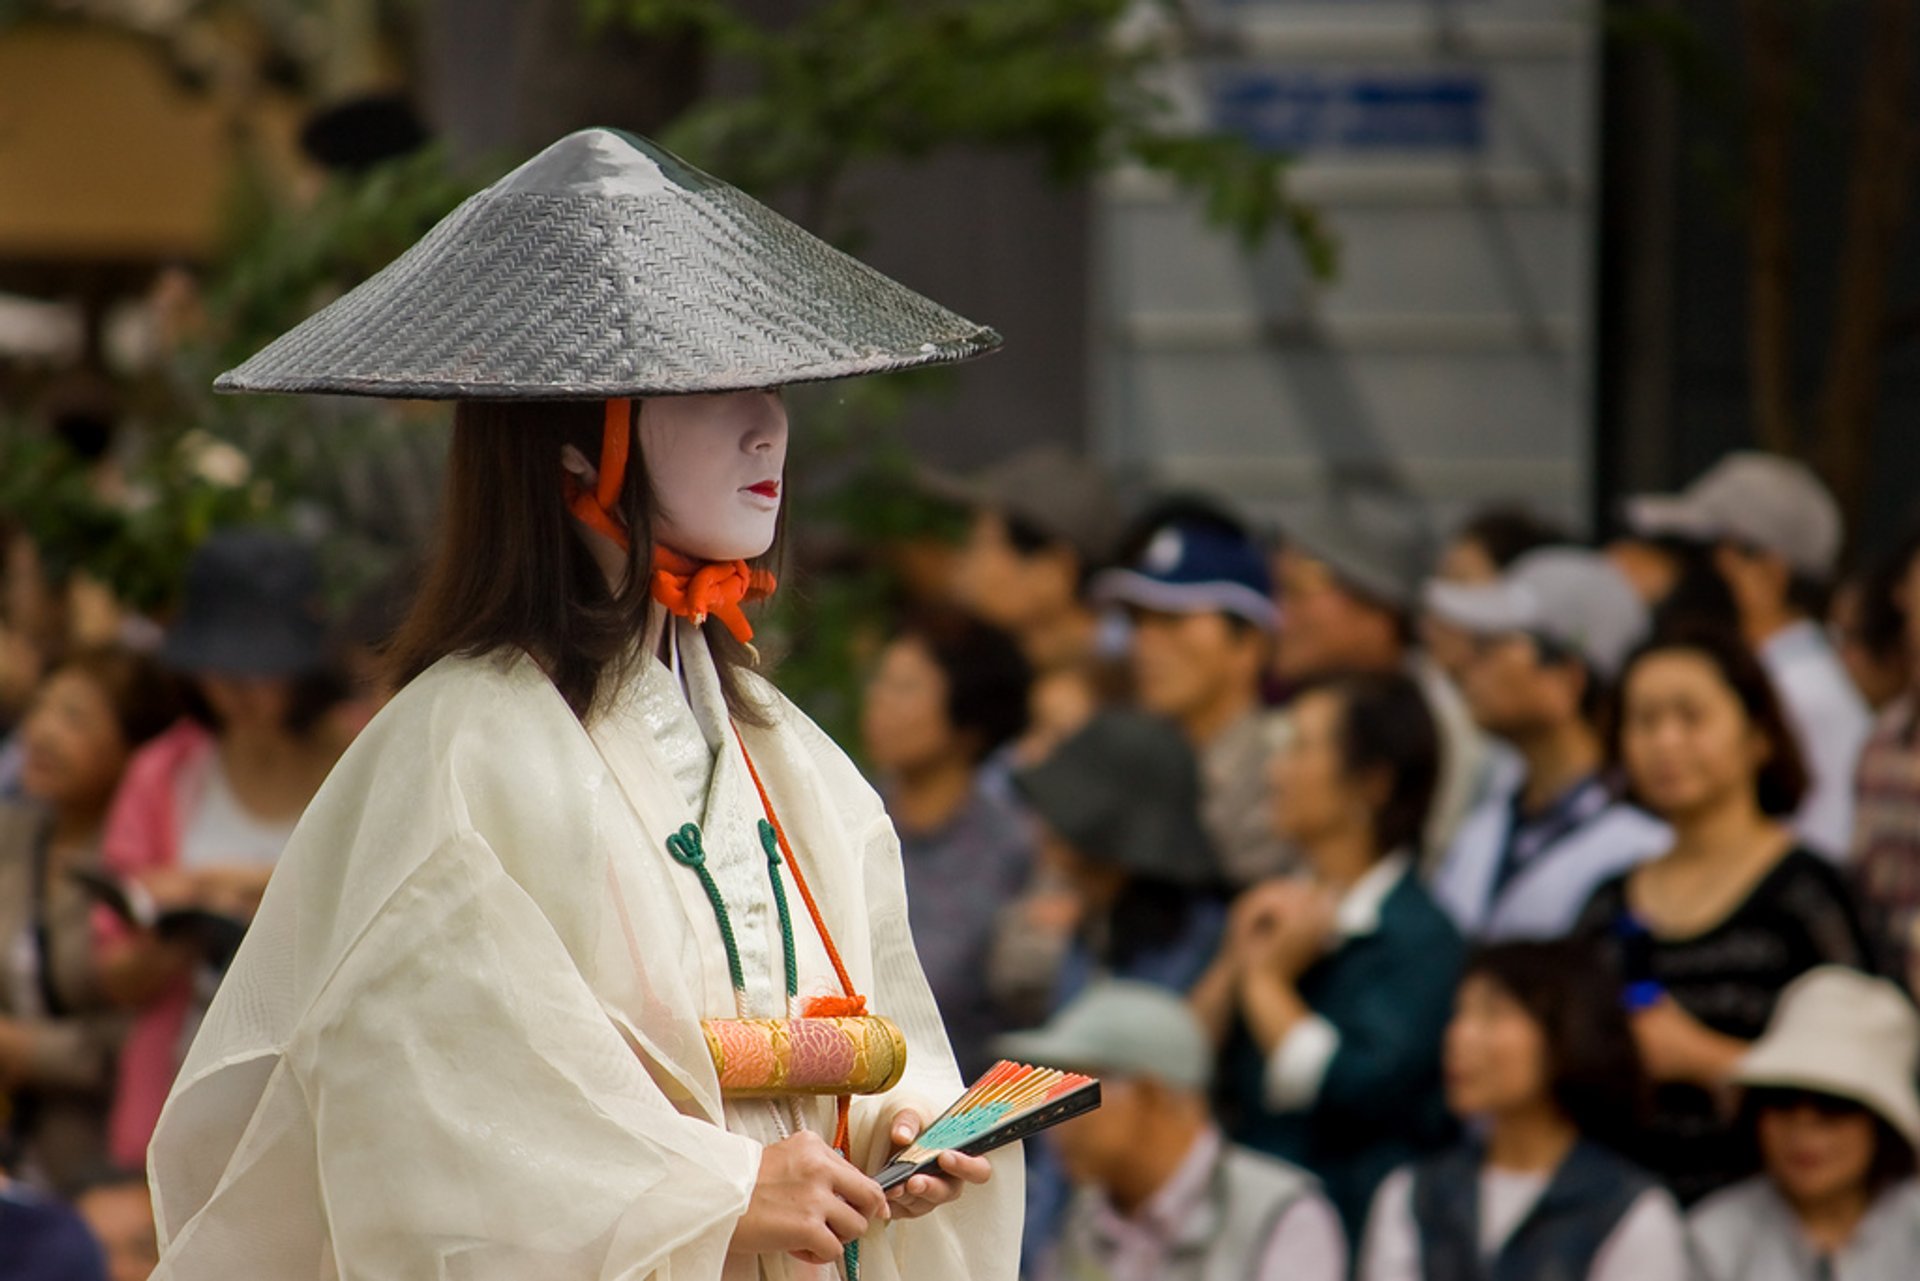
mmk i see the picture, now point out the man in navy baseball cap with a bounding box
[1092,515,1293,885]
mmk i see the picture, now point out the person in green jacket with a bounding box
[1194,670,1465,1237]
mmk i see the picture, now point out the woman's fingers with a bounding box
[825,1153,890,1224]
[821,1196,872,1247]
[889,1107,926,1148]
[936,1149,993,1184]
[886,1150,995,1220]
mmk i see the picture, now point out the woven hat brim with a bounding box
[215,184,1001,400]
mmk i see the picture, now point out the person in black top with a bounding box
[1574,626,1877,1207]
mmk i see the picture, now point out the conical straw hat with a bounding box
[215,128,1000,400]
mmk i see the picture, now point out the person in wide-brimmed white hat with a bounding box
[1688,967,1920,1280]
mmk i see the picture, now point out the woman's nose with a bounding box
[742,391,788,452]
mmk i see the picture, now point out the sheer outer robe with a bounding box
[146,649,1022,1279]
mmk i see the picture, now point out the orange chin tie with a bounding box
[651,548,777,644]
[563,399,778,643]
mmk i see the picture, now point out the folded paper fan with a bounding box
[875,1060,1101,1191]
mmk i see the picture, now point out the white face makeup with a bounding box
[638,390,789,561]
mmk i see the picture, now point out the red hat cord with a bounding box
[563,399,777,643]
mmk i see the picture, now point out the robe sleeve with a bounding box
[153,828,762,1281]
[844,810,1026,1281]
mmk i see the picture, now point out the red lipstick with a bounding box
[747,480,780,498]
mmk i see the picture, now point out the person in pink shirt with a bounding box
[93,530,345,1170]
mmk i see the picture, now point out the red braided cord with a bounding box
[732,725,866,1155]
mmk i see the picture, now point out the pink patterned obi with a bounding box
[702,1016,909,1098]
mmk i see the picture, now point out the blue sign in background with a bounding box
[1210,71,1488,152]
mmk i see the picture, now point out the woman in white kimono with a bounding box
[143,127,1023,1280]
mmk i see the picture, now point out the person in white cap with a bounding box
[1423,549,1671,942]
[1623,452,1871,861]
[998,979,1346,1281]
[1688,967,1920,1280]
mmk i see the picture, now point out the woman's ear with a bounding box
[1355,764,1394,820]
[560,443,598,489]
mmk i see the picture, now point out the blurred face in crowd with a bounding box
[1437,535,1502,586]
[1756,1093,1881,1212]
[1444,973,1550,1121]
[1619,650,1770,822]
[76,1180,161,1281]
[1713,541,1795,624]
[1606,539,1680,607]
[1272,550,1401,681]
[1829,580,1909,712]
[1036,825,1127,910]
[197,675,299,739]
[1268,689,1377,851]
[639,391,788,562]
[1421,614,1478,686]
[1902,551,1920,673]
[1015,665,1100,766]
[861,637,965,776]
[1050,1075,1142,1188]
[1459,634,1584,741]
[952,511,1079,631]
[19,667,130,815]
[1127,608,1264,736]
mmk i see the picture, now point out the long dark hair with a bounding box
[386,399,784,722]
[1298,670,1439,859]
[1463,941,1647,1144]
[1608,624,1809,818]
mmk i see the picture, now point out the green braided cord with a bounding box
[844,1238,859,1280]
[758,819,799,1000]
[665,823,745,992]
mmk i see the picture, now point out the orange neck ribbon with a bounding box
[651,548,776,644]
[562,399,777,643]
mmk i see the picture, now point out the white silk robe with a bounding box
[146,621,1023,1280]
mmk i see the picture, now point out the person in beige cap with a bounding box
[998,979,1346,1281]
[1623,452,1872,861]
[1423,548,1670,942]
[1688,966,1920,1280]
[940,445,1125,674]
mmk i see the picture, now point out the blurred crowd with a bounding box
[867,447,1920,1281]
[0,523,402,1279]
[1,443,1919,1281]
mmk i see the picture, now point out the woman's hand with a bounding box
[1632,996,1747,1087]
[729,1131,890,1266]
[1235,879,1336,982]
[881,1107,992,1221]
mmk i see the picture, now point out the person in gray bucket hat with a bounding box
[1012,710,1227,1007]
[993,981,1346,1281]
[147,128,1021,1281]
